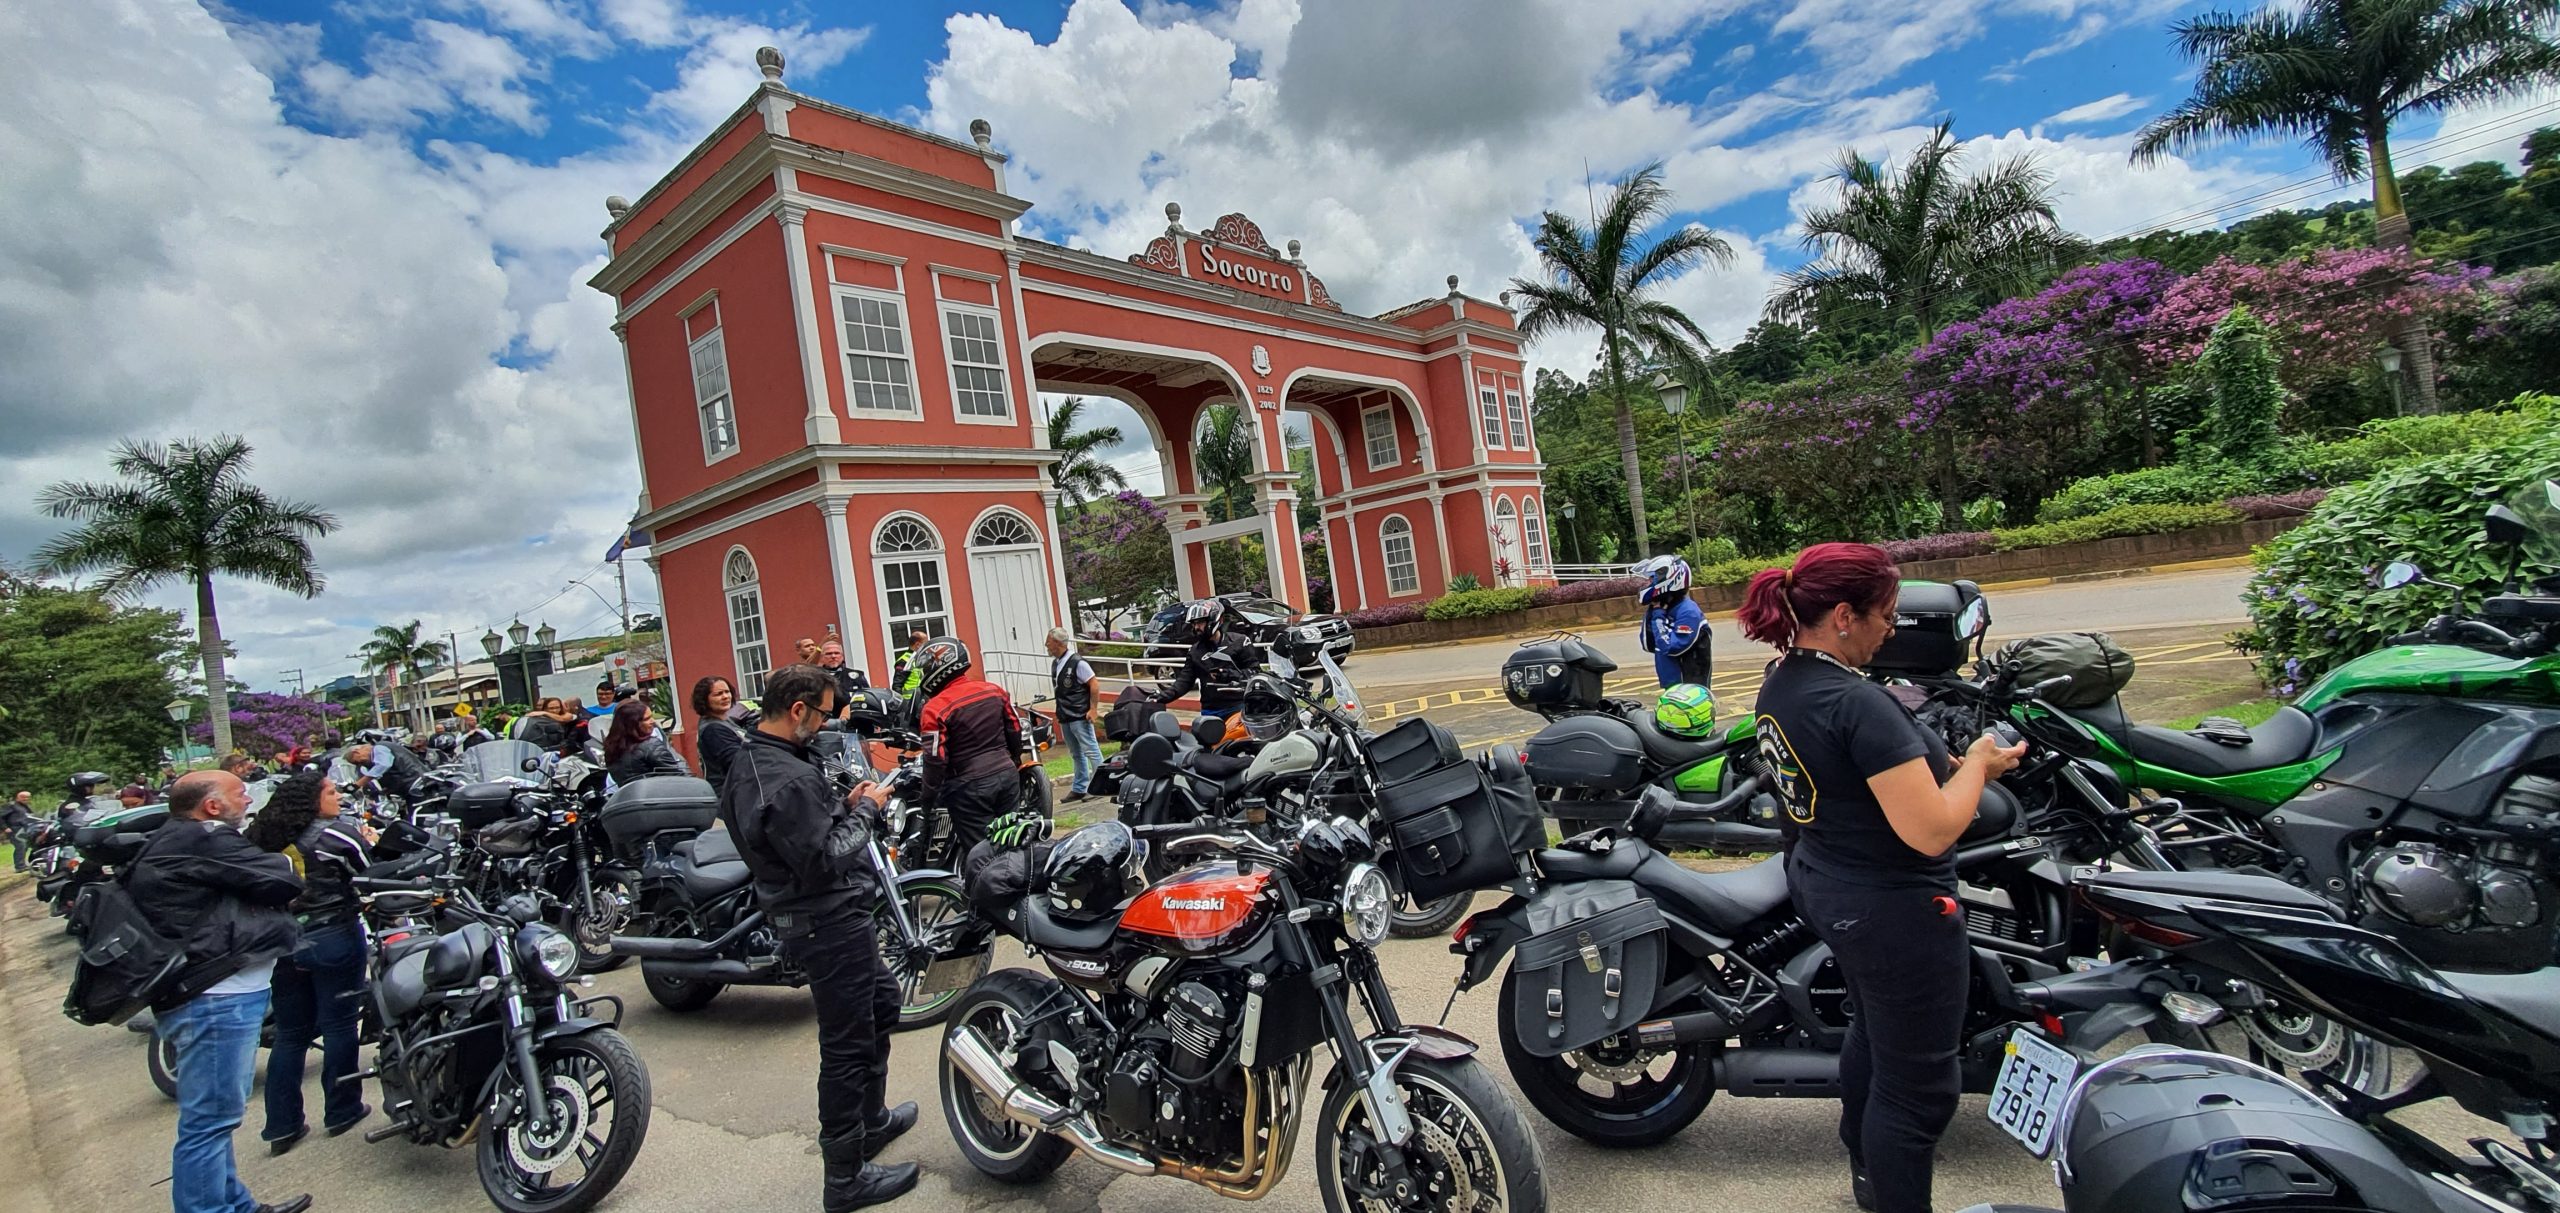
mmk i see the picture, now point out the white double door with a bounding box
[968,543,1055,701]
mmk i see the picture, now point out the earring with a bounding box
[1837,630,1849,639]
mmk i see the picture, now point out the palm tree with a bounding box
[358,621,451,735]
[1772,122,2073,525]
[35,436,336,756]
[1045,396,1130,510]
[2133,0,2560,415]
[1195,405,1257,523]
[1511,163,1732,559]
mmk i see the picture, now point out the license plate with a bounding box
[1986,1027,2077,1157]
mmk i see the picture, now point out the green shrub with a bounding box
[1422,587,1535,620]
[1083,641,1146,660]
[2200,305,2285,462]
[2035,461,2286,523]
[1992,503,2240,551]
[1446,572,1483,593]
[1681,536,1741,567]
[1695,555,1789,586]
[2238,425,2560,689]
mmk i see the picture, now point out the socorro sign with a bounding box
[1198,248,1294,295]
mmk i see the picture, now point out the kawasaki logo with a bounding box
[1163,896,1228,912]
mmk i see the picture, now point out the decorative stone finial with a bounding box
[1286,238,1301,260]
[605,195,630,220]
[1498,289,1513,307]
[1165,201,1182,227]
[1446,274,1461,294]
[755,46,785,83]
[968,118,992,148]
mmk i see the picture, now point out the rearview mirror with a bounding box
[2486,504,2531,548]
[1127,732,1174,780]
[1953,598,1990,640]
[1201,650,1242,676]
[520,757,543,774]
[2376,561,2423,590]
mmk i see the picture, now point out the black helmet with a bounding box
[841,686,904,734]
[1240,683,1295,741]
[66,771,108,797]
[1041,820,1142,922]
[912,636,972,701]
[1166,598,1225,647]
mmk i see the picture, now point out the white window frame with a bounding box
[723,547,770,698]
[1380,514,1421,597]
[1478,380,1504,449]
[1361,402,1400,471]
[938,302,1014,425]
[1524,496,1551,570]
[873,513,950,664]
[1504,379,1529,449]
[832,285,919,418]
[690,325,739,463]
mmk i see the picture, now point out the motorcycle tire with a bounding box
[640,962,723,1013]
[1494,967,1717,1147]
[1317,1051,1548,1213]
[884,874,981,1031]
[939,969,1075,1183]
[149,1030,179,1100]
[1389,891,1473,939]
[475,1027,650,1213]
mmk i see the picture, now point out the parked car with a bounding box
[1138,592,1354,665]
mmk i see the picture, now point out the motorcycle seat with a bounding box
[1008,895,1119,953]
[1536,842,1646,881]
[1628,712,1728,771]
[2443,969,2560,1038]
[379,950,431,1018]
[1634,851,1793,933]
[689,828,741,866]
[2062,701,2319,776]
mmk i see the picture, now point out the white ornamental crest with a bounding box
[1251,344,1271,376]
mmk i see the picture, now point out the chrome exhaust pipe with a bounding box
[944,1026,1154,1176]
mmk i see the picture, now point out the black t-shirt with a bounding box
[1754,652,1954,888]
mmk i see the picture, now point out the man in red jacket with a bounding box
[911,637,1034,866]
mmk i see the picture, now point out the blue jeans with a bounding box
[164,988,271,1213]
[1061,717,1102,793]
[265,920,368,1138]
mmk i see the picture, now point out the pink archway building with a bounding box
[594,48,1552,697]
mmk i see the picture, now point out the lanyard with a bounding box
[1785,648,1859,676]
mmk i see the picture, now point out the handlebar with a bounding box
[2389,614,2525,650]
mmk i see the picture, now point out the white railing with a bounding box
[1547,562,1636,583]
[984,643,1189,708]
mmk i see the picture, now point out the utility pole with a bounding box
[280,668,305,698]
[447,630,466,718]
[616,556,632,679]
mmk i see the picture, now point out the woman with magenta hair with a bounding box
[1736,543,2023,1213]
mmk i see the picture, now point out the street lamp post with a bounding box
[2377,346,2406,416]
[1653,371,1698,550]
[482,619,557,706]
[165,698,193,765]
[1560,500,1582,565]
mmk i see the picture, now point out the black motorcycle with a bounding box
[347,870,650,1213]
[436,742,634,974]
[605,742,992,1028]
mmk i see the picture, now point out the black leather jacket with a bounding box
[286,819,372,930]
[1161,634,1267,712]
[128,818,303,1006]
[717,730,876,932]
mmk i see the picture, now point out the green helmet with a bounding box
[1655,684,1718,738]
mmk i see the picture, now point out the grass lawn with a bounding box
[2164,697,2286,730]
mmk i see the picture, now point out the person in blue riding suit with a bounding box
[1637,555,1713,688]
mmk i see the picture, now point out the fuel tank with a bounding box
[1117,862,1273,957]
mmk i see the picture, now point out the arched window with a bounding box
[875,514,949,663]
[1380,515,1420,596]
[971,510,1039,548]
[1524,497,1551,570]
[723,548,770,697]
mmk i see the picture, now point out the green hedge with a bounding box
[1991,503,2242,551]
[1423,587,1535,620]
[1696,555,1788,585]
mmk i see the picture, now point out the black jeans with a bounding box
[1789,857,1969,1213]
[939,771,1020,870]
[783,908,901,1149]
[265,919,369,1138]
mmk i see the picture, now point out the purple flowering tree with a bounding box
[1711,366,1924,544]
[1062,491,1176,633]
[191,692,346,760]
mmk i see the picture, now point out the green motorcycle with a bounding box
[2007,482,2560,984]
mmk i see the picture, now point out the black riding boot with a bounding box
[821,1130,920,1213]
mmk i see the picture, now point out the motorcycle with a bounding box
[347,869,650,1213]
[1994,482,2560,980]
[435,742,635,974]
[31,772,117,908]
[1443,776,2169,1149]
[936,798,1549,1211]
[1969,865,2560,1212]
[605,741,994,1028]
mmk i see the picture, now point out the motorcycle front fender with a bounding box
[1324,1025,1479,1147]
[895,867,958,888]
[532,1015,616,1046]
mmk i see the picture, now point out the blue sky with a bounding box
[6,0,2553,690]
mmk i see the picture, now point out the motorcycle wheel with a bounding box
[2153,1005,2394,1098]
[1317,1051,1548,1213]
[1388,891,1472,939]
[639,962,723,1013]
[149,1030,179,1100]
[883,876,982,1030]
[938,970,1074,1183]
[475,1028,651,1213]
[1494,968,1716,1147]
[569,874,635,975]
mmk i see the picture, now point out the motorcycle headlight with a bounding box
[1339,862,1393,947]
[518,924,580,982]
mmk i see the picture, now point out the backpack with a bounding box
[1102,684,1155,744]
[62,871,187,1027]
[1993,632,2137,708]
